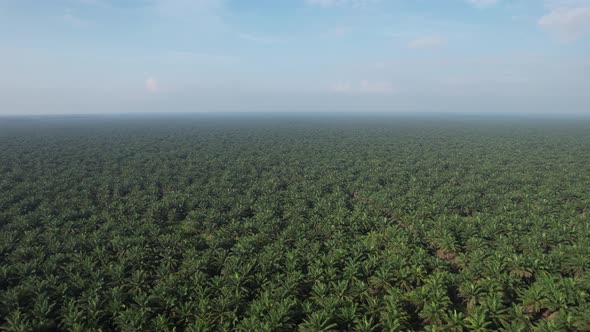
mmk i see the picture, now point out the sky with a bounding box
[0,0,589,115]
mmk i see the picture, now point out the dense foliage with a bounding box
[1,115,590,331]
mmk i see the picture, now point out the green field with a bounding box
[1,115,590,331]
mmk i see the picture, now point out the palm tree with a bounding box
[506,255,533,280]
[443,310,466,332]
[380,289,409,331]
[368,266,394,294]
[458,281,484,313]
[519,285,548,315]
[353,316,379,332]
[2,310,31,332]
[571,303,590,331]
[336,303,357,330]
[465,306,491,332]
[61,299,86,331]
[420,301,449,327]
[31,292,55,330]
[481,292,509,328]
[533,318,559,332]
[298,311,338,332]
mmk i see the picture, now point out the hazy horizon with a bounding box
[1,0,589,115]
[2,111,590,121]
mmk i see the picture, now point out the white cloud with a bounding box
[63,13,87,27]
[67,0,107,6]
[154,0,225,18]
[545,0,590,9]
[331,80,394,94]
[307,0,338,6]
[331,82,353,92]
[238,33,284,44]
[359,80,394,94]
[62,9,89,27]
[408,35,447,49]
[466,0,500,8]
[321,26,354,39]
[306,0,380,8]
[164,51,239,65]
[539,4,590,41]
[146,77,159,93]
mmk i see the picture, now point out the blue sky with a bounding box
[0,0,589,114]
